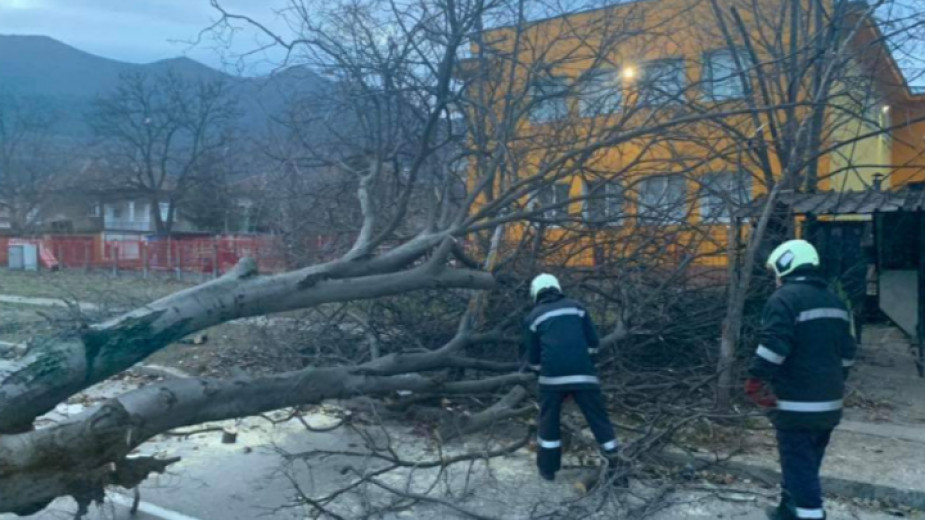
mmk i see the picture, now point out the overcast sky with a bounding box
[0,0,289,75]
[1,0,922,85]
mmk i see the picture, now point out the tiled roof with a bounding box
[742,188,925,216]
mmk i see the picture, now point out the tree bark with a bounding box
[438,384,532,440]
[0,239,493,434]
[0,362,528,515]
[716,217,743,410]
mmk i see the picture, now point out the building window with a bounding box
[638,175,688,224]
[640,59,686,105]
[699,172,752,223]
[51,221,73,233]
[584,180,625,225]
[704,49,749,100]
[159,202,172,222]
[703,49,751,101]
[528,77,569,123]
[578,68,622,117]
[536,182,571,221]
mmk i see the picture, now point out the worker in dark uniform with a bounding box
[523,273,621,482]
[746,240,856,520]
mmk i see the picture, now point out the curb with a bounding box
[661,450,925,510]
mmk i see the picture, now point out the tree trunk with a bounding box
[715,184,786,410]
[0,237,493,433]
[716,217,743,410]
[438,385,531,440]
[0,365,529,514]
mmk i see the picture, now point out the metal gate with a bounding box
[21,244,38,271]
[804,220,870,307]
[7,245,24,270]
[803,220,874,351]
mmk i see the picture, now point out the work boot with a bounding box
[539,470,556,482]
[603,451,629,488]
[765,508,825,520]
[764,506,789,520]
[764,501,799,520]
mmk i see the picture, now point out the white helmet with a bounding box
[530,273,561,302]
[766,239,819,278]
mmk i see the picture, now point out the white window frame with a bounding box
[698,171,752,223]
[704,48,749,100]
[583,179,625,226]
[578,68,623,117]
[637,175,688,225]
[158,202,176,222]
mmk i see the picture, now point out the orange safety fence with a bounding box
[0,235,294,275]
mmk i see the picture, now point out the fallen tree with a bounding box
[6,0,921,516]
[0,235,491,432]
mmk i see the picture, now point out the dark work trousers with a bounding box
[536,385,619,476]
[776,429,833,519]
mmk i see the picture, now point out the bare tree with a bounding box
[0,93,61,234]
[2,0,924,517]
[708,0,925,408]
[87,71,240,235]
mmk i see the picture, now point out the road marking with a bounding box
[108,492,203,520]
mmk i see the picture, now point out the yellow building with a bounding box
[465,0,925,268]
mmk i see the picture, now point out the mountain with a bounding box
[0,35,331,137]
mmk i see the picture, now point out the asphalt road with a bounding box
[0,383,915,520]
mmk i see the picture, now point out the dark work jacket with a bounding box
[749,273,856,430]
[523,292,601,390]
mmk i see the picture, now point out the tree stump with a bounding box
[573,469,602,495]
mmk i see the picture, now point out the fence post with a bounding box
[112,245,119,277]
[212,237,219,279]
[175,242,182,281]
[143,241,149,279]
[84,241,90,273]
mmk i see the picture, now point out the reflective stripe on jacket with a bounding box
[524,293,601,389]
[749,273,856,430]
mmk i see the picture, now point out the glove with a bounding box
[744,378,777,408]
[520,362,541,374]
